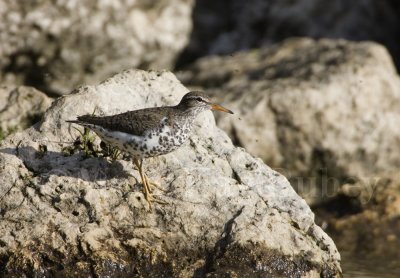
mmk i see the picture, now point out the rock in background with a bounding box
[0,0,193,95]
[179,38,400,206]
[0,70,340,276]
[314,172,400,273]
[178,0,400,70]
[0,86,53,140]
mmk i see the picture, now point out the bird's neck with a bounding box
[175,105,203,117]
[173,106,205,127]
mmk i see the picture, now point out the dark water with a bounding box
[341,251,400,278]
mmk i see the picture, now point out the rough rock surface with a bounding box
[0,69,341,276]
[0,86,52,139]
[178,0,400,70]
[179,38,400,205]
[0,0,193,95]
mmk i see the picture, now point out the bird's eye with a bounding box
[196,97,203,102]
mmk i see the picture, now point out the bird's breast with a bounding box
[88,118,193,158]
[140,121,192,157]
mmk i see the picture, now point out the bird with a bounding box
[67,91,233,206]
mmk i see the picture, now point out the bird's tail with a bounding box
[66,120,98,133]
[66,115,95,125]
[65,120,80,124]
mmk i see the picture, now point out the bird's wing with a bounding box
[74,107,173,136]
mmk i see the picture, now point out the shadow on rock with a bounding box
[0,145,130,183]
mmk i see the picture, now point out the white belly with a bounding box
[88,122,191,159]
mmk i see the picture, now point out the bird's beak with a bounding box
[211,103,234,114]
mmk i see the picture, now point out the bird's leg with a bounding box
[133,158,152,204]
[133,158,167,206]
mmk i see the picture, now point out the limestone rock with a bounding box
[0,86,52,139]
[0,0,193,95]
[0,69,341,276]
[179,38,400,205]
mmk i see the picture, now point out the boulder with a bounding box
[0,69,341,276]
[178,0,400,70]
[0,86,52,140]
[179,38,400,205]
[0,0,193,95]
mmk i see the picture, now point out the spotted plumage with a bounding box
[67,91,233,206]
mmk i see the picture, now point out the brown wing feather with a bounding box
[76,107,175,136]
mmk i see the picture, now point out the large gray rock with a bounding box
[0,0,193,95]
[178,0,400,69]
[0,69,341,276]
[179,38,400,205]
[0,86,52,139]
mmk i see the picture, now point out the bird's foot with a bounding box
[143,173,167,193]
[128,173,166,193]
[144,193,168,206]
[143,192,167,211]
[142,176,167,208]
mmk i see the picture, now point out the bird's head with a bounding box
[178,91,234,115]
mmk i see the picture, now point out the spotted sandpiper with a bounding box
[67,91,233,206]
